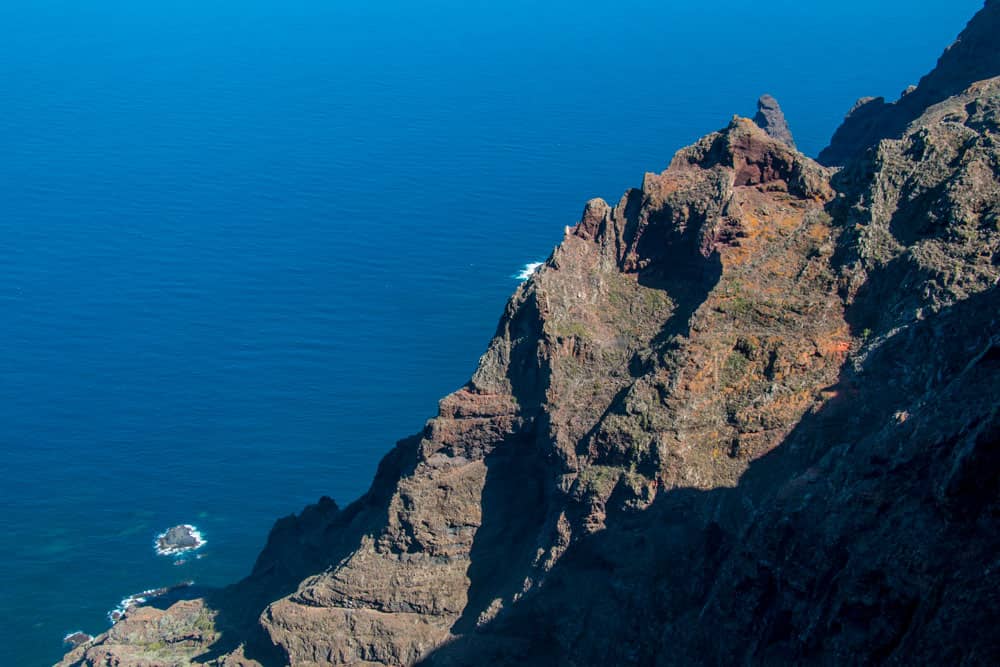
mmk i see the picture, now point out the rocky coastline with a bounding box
[58,2,1000,665]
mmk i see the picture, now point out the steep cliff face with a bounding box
[254,114,847,666]
[461,74,1000,667]
[59,5,1000,666]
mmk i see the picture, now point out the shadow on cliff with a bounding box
[572,215,725,461]
[449,431,550,635]
[625,176,727,347]
[640,249,724,348]
[419,374,856,664]
[439,230,728,652]
[420,255,1000,664]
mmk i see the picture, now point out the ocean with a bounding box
[0,1,981,663]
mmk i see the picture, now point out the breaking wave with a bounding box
[514,261,544,281]
[154,524,206,556]
[107,581,194,624]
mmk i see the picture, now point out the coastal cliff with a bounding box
[59,3,1000,665]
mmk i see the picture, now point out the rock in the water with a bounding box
[62,632,92,649]
[155,524,205,556]
[753,93,796,148]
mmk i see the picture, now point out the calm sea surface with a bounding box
[0,1,981,663]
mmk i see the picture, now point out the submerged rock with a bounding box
[752,93,797,148]
[154,524,205,556]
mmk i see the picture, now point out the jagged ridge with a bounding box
[59,4,1000,666]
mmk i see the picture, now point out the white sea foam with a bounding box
[108,592,148,623]
[514,261,544,281]
[154,524,206,556]
[107,581,194,624]
[62,631,93,646]
[108,589,157,623]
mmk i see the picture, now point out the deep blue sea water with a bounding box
[0,1,983,663]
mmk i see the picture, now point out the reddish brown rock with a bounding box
[57,6,1000,666]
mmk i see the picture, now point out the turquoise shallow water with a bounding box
[0,1,982,663]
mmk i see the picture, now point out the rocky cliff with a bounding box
[819,0,1000,165]
[59,3,1000,666]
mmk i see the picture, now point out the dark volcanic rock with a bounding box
[155,524,205,556]
[752,93,796,148]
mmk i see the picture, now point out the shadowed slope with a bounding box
[819,0,1000,165]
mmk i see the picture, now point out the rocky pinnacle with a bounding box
[752,94,796,149]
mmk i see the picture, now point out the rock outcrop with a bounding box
[753,94,796,149]
[58,4,1000,666]
[819,0,1000,165]
[156,525,206,556]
